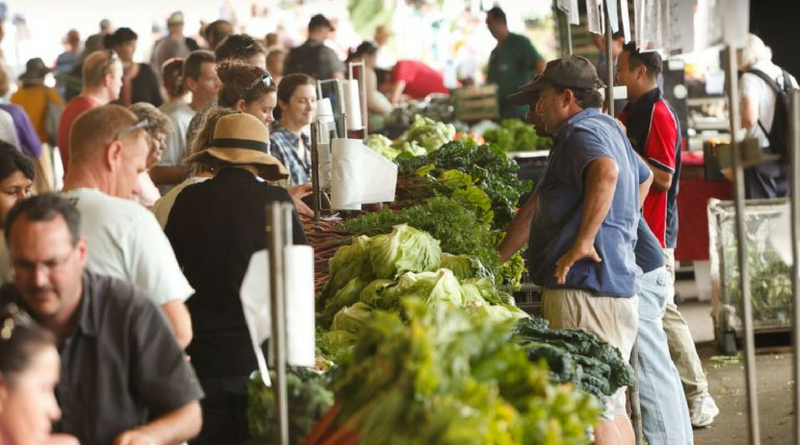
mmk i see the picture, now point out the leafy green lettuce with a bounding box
[367,224,442,279]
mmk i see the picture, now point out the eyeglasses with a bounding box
[99,50,119,76]
[113,119,150,141]
[0,304,34,341]
[12,246,77,277]
[246,72,274,92]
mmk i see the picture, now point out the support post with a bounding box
[267,202,290,445]
[724,44,761,445]
[789,88,800,445]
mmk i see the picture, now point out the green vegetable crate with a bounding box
[452,85,500,122]
[708,198,792,355]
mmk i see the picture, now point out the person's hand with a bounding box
[554,242,602,285]
[288,182,313,200]
[113,429,157,445]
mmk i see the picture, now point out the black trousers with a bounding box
[189,376,251,445]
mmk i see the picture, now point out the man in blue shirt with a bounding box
[507,56,651,445]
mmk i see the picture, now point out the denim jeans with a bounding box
[637,266,693,445]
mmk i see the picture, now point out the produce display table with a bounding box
[675,151,732,262]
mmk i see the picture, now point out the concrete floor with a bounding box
[673,269,796,445]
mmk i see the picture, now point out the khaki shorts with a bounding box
[541,288,639,420]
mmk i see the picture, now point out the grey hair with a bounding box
[740,34,772,68]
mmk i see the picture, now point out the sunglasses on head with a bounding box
[113,118,150,141]
[246,72,274,91]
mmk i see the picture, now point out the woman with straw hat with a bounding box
[164,112,307,445]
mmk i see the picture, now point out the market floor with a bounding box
[673,273,796,444]
[691,342,796,445]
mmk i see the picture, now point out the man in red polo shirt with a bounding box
[57,50,123,176]
[616,42,719,428]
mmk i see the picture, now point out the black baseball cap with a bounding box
[309,14,335,32]
[508,55,601,105]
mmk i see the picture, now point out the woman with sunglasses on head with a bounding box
[0,143,34,286]
[0,304,79,445]
[128,103,172,209]
[104,28,163,107]
[216,61,313,216]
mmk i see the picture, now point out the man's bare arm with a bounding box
[114,401,202,445]
[498,194,538,262]
[160,301,193,349]
[554,157,619,284]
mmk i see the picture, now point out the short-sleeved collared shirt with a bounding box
[618,87,682,248]
[487,33,543,119]
[528,107,649,297]
[0,271,204,445]
[269,123,311,186]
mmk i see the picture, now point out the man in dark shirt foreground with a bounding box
[1,194,203,445]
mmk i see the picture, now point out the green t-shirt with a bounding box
[487,33,543,119]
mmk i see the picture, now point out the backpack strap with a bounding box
[748,68,782,93]
[747,69,789,137]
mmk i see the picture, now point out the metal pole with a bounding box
[724,45,761,445]
[267,203,289,445]
[310,121,322,223]
[789,88,800,444]
[359,62,368,137]
[603,3,614,116]
[565,11,573,56]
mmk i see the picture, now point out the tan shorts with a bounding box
[541,288,639,420]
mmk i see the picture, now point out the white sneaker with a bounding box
[690,392,720,428]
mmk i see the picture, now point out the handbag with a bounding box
[43,87,63,147]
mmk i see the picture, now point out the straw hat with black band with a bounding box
[184,113,289,181]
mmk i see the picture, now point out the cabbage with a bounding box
[383,269,464,308]
[328,235,372,293]
[367,224,442,279]
[359,279,398,310]
[331,302,373,334]
[364,134,401,160]
[462,277,514,305]
[440,253,492,282]
[391,139,427,157]
[317,329,358,362]
[470,303,527,323]
[320,277,368,328]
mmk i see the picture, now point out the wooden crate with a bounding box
[452,85,500,122]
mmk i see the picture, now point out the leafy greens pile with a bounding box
[247,369,334,445]
[397,139,531,230]
[341,197,509,284]
[316,223,525,336]
[483,119,552,153]
[331,299,601,445]
[513,317,636,404]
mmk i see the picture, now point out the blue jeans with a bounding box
[637,267,693,445]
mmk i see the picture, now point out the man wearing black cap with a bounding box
[284,14,344,80]
[506,55,653,445]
